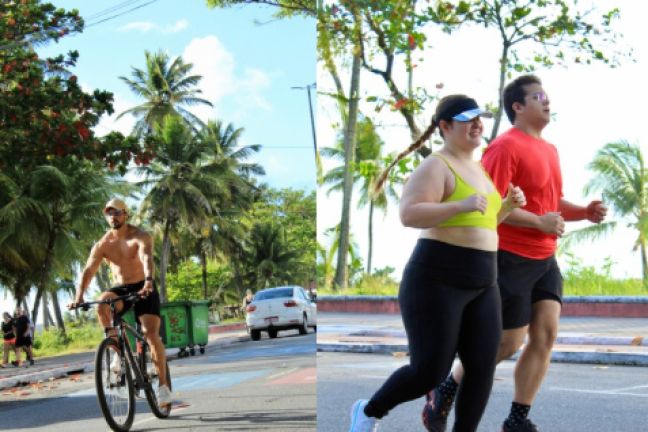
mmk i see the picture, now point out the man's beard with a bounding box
[110,220,124,230]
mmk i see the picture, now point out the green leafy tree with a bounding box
[205,0,316,17]
[0,1,141,174]
[563,141,648,288]
[137,116,218,302]
[244,222,301,289]
[436,0,631,140]
[118,50,213,135]
[249,187,316,287]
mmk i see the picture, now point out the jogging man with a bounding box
[69,198,171,408]
[422,75,607,432]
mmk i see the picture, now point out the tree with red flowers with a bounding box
[0,1,141,174]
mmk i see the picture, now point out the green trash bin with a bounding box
[159,301,190,356]
[187,300,211,355]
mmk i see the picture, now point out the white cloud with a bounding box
[94,92,137,137]
[166,19,188,33]
[117,21,156,33]
[181,36,272,122]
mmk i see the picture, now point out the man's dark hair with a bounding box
[503,75,542,123]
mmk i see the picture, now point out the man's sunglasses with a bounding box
[529,91,549,102]
[104,208,125,217]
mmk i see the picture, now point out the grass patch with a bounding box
[320,255,647,297]
[33,322,104,358]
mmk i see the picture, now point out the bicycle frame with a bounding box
[95,295,155,395]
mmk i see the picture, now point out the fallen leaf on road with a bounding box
[392,352,407,358]
[69,375,81,382]
[175,403,190,408]
[631,336,643,346]
[18,392,30,396]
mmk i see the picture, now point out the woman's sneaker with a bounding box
[349,399,378,432]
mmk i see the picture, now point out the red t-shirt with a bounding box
[481,127,563,259]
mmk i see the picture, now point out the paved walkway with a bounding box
[317,313,648,366]
[0,326,249,390]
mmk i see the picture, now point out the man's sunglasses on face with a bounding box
[105,208,125,217]
[529,91,549,102]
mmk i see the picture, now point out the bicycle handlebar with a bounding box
[72,293,141,311]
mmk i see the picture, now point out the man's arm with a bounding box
[138,231,155,296]
[72,242,104,306]
[502,208,565,236]
[559,199,607,223]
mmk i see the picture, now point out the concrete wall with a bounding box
[317,295,648,317]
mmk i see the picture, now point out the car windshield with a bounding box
[254,288,294,300]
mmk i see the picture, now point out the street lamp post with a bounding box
[291,83,317,156]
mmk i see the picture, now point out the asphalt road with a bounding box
[318,351,648,432]
[0,331,316,431]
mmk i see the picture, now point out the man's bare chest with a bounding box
[103,238,140,264]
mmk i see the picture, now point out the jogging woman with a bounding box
[348,95,526,432]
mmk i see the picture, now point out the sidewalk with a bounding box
[0,324,249,391]
[317,313,648,366]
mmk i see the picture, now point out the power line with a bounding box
[0,0,160,51]
[85,0,152,21]
[85,0,161,28]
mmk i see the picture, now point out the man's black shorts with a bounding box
[109,280,161,321]
[498,250,563,329]
[15,335,32,348]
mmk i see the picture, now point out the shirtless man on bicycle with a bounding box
[69,198,171,407]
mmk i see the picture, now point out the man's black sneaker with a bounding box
[29,359,34,366]
[501,418,540,432]
[421,387,453,432]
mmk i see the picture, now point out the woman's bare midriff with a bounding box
[419,226,498,251]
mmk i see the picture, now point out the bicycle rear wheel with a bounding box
[142,344,172,418]
[95,338,135,432]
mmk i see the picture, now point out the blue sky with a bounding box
[41,0,317,191]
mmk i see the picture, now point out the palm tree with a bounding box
[563,141,648,287]
[244,222,301,289]
[118,50,213,135]
[321,116,402,274]
[137,116,217,302]
[0,160,121,333]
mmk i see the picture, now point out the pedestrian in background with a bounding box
[2,312,19,368]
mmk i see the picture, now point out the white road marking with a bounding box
[266,367,299,381]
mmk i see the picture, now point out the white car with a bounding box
[245,285,317,341]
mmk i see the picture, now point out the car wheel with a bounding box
[268,328,278,338]
[250,329,261,341]
[298,314,308,335]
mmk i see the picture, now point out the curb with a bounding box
[316,343,648,366]
[0,333,250,391]
[339,330,648,347]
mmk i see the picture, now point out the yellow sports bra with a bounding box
[434,154,502,230]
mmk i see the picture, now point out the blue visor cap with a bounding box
[437,96,493,122]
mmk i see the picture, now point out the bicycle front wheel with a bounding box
[142,343,172,419]
[95,338,135,432]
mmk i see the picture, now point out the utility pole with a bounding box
[291,83,317,156]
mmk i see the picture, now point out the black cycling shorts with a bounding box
[498,250,563,329]
[109,280,161,321]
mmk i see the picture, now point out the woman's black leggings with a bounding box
[365,239,502,432]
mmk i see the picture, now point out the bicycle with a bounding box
[75,294,172,432]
